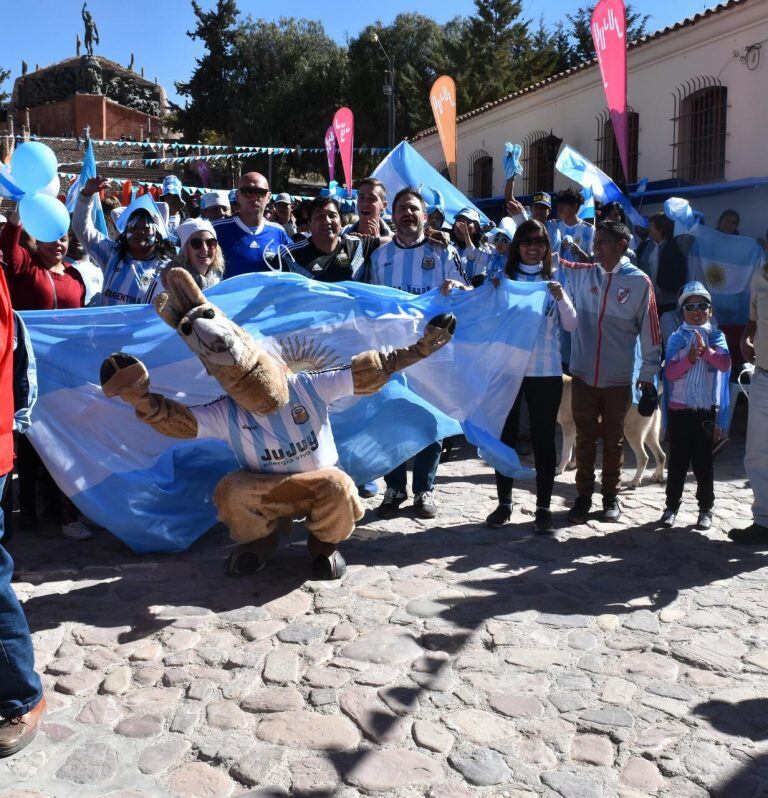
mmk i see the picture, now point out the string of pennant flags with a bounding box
[16,133,390,155]
[56,145,390,171]
[57,171,315,201]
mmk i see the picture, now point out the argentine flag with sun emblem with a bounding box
[21,273,547,553]
[686,223,764,324]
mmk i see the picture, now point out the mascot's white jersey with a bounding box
[191,368,354,474]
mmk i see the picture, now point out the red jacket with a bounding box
[0,221,85,311]
[0,268,14,475]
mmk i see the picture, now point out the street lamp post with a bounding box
[371,33,395,149]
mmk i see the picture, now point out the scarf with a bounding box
[666,322,727,409]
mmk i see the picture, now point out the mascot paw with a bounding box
[420,312,457,352]
[100,352,149,398]
[427,313,457,335]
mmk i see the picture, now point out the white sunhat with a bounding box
[176,217,217,250]
[455,207,482,225]
[200,191,230,211]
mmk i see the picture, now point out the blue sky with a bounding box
[3,0,712,108]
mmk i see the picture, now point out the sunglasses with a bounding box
[239,186,270,199]
[189,238,218,251]
[520,237,548,247]
[682,301,711,312]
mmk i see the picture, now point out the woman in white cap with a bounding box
[147,218,223,301]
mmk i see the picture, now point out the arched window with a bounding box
[435,160,451,182]
[467,150,493,198]
[595,109,639,184]
[520,130,562,195]
[672,78,727,183]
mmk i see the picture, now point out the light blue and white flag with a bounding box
[686,223,764,325]
[556,145,645,228]
[65,139,108,237]
[373,142,489,226]
[577,187,595,220]
[22,274,547,553]
[503,142,523,180]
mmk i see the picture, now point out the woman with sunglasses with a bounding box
[149,219,224,299]
[486,219,578,532]
[452,208,494,286]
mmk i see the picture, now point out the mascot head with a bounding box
[154,268,289,415]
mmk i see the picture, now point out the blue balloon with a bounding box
[11,142,58,194]
[19,194,70,243]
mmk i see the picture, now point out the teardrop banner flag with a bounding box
[591,0,629,183]
[333,108,354,197]
[430,76,457,185]
[324,126,337,183]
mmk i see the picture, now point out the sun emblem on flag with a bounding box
[273,335,341,373]
[703,262,726,290]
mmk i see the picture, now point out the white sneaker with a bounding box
[61,521,94,541]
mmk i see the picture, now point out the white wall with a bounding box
[412,1,768,236]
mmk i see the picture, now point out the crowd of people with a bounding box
[0,163,767,758]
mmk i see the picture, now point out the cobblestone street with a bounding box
[2,421,766,797]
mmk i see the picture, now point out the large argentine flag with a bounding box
[686,224,764,325]
[22,274,546,553]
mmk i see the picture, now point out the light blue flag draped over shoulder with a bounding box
[22,274,547,553]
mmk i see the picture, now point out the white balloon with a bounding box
[40,173,61,198]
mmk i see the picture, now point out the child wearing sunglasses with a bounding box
[661,281,731,530]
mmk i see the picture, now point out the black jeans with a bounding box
[665,408,715,511]
[496,376,563,508]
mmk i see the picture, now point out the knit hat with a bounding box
[176,218,217,250]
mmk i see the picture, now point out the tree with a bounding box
[462,0,532,107]
[0,66,10,106]
[347,14,445,147]
[174,0,239,141]
[564,4,650,66]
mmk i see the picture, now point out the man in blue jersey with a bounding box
[556,188,594,262]
[365,188,469,519]
[213,172,293,278]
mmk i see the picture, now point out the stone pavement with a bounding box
[2,425,767,797]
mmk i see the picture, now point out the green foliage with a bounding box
[174,0,650,151]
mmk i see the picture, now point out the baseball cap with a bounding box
[176,218,217,250]
[455,207,481,225]
[273,192,292,205]
[200,191,230,211]
[532,192,552,208]
[678,281,712,308]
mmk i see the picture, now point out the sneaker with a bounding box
[357,481,379,499]
[728,523,768,545]
[567,496,592,524]
[601,495,622,522]
[377,488,407,519]
[660,507,678,528]
[534,508,553,534]
[486,504,512,527]
[61,521,93,541]
[414,491,438,519]
[696,510,713,531]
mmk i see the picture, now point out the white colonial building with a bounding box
[411,0,768,236]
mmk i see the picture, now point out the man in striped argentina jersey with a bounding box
[100,267,456,581]
[363,188,470,520]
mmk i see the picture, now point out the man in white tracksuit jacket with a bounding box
[563,220,662,524]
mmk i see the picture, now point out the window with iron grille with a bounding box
[435,160,451,182]
[467,150,493,198]
[671,78,728,183]
[520,131,556,195]
[595,109,639,184]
